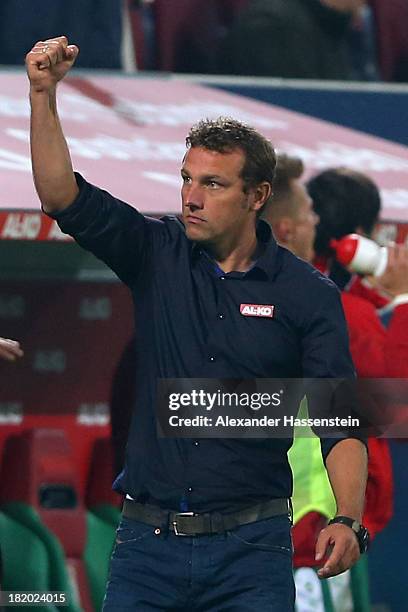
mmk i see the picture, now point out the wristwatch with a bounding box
[328,516,370,553]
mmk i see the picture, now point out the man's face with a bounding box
[181,146,259,247]
[288,181,319,263]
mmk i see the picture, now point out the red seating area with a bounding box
[0,281,130,607]
[0,279,133,497]
[0,429,87,547]
[0,428,121,612]
[86,437,122,509]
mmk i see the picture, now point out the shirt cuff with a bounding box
[42,173,90,220]
[320,436,368,464]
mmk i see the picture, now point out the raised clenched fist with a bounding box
[26,36,79,93]
[0,338,23,362]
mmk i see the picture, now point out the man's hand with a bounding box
[370,243,408,297]
[26,36,79,94]
[315,522,360,578]
[0,338,24,362]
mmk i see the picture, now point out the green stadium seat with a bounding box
[0,430,122,610]
[89,503,121,528]
[0,510,58,612]
[83,512,116,611]
[1,502,82,612]
[2,501,119,612]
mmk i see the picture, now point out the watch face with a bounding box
[329,517,370,553]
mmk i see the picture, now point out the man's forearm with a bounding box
[30,88,78,213]
[325,438,368,520]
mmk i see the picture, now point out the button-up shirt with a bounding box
[49,174,355,512]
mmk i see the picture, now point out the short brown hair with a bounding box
[186,117,276,193]
[262,153,304,221]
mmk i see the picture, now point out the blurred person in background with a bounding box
[173,0,224,74]
[369,0,408,82]
[219,0,408,82]
[130,0,250,74]
[308,167,408,316]
[263,154,408,610]
[128,0,157,70]
[310,168,383,297]
[0,338,23,362]
[0,0,122,68]
[219,0,367,80]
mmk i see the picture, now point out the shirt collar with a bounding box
[189,219,279,280]
[252,219,279,280]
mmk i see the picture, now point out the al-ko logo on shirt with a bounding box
[240,303,275,318]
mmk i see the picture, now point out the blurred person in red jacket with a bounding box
[263,154,408,608]
[265,155,408,536]
[308,167,408,319]
[0,338,23,362]
[307,166,408,539]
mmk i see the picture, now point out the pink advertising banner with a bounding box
[1,71,407,237]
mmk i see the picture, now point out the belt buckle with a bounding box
[287,499,293,525]
[173,511,195,536]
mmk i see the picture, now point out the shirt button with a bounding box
[219,276,226,280]
[194,441,200,446]
[209,356,216,362]
[187,487,193,493]
[218,314,225,320]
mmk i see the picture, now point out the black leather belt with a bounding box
[122,498,292,536]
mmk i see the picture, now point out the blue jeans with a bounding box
[103,514,295,611]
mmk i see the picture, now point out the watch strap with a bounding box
[328,515,360,531]
[328,515,369,553]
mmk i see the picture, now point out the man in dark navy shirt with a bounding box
[26,36,368,612]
